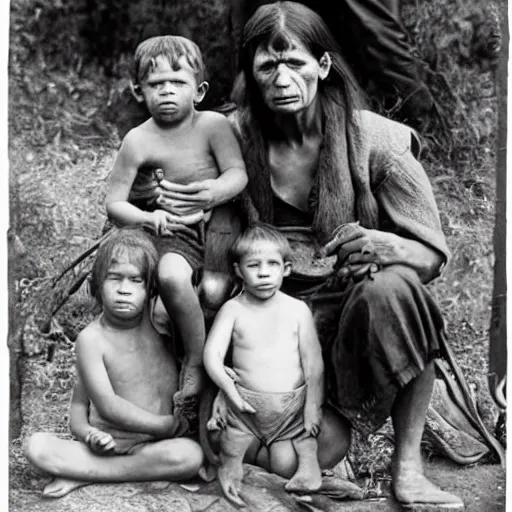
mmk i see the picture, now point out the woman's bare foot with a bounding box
[393,465,464,509]
[42,477,90,498]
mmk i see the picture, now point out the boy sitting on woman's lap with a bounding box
[25,34,326,501]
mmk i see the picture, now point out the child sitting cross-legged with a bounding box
[25,227,203,498]
[203,224,324,506]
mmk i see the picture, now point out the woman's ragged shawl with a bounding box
[228,109,450,267]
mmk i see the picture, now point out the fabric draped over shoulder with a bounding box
[228,108,450,265]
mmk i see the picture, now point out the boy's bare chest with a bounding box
[235,308,299,350]
[141,132,217,183]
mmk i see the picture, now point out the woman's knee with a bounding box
[199,271,233,311]
[317,408,351,469]
[357,264,417,305]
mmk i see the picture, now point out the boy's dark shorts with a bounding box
[146,223,205,273]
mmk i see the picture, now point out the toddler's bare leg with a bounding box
[159,254,205,400]
[25,433,203,498]
[218,427,255,507]
[285,436,322,492]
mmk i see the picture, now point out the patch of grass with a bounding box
[10,344,76,491]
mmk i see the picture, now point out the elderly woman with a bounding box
[131,2,462,509]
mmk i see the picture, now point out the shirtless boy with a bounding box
[25,228,203,498]
[106,36,248,402]
[203,224,324,506]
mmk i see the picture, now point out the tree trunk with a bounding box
[488,1,508,406]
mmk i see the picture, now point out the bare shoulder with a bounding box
[218,295,244,317]
[122,123,145,146]
[75,319,105,352]
[279,294,313,326]
[196,110,231,132]
[123,118,159,146]
[279,292,310,313]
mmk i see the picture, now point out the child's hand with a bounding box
[207,390,229,431]
[146,209,205,236]
[304,402,323,438]
[226,388,256,415]
[85,428,116,455]
[224,366,240,383]
[158,179,219,213]
[145,210,179,236]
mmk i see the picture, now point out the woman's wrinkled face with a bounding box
[252,36,330,114]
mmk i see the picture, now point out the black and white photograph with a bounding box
[7,0,507,510]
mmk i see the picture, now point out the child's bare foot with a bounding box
[218,458,246,507]
[285,437,322,493]
[174,364,205,401]
[284,467,322,493]
[42,478,90,498]
[393,465,464,509]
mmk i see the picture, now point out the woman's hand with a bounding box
[323,223,403,280]
[323,223,443,283]
[156,179,220,216]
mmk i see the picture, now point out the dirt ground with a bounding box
[8,460,506,511]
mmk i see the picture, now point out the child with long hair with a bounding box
[25,228,203,498]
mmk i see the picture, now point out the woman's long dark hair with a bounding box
[231,2,379,240]
[233,1,365,120]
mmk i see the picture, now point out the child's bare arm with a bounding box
[106,131,150,224]
[69,375,116,454]
[207,113,248,202]
[203,302,255,414]
[297,302,324,437]
[106,132,184,234]
[69,374,95,442]
[76,331,177,438]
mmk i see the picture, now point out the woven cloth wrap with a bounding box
[212,384,307,446]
